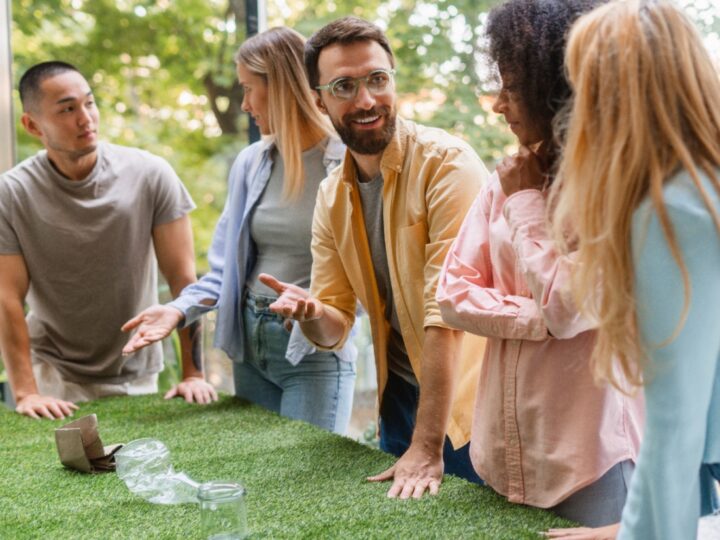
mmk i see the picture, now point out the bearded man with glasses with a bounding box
[258,16,489,499]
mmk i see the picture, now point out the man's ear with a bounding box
[314,91,328,115]
[21,113,43,138]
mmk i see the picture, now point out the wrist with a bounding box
[15,389,38,402]
[13,378,39,402]
[409,433,445,456]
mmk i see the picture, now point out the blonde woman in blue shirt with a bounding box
[122,27,356,434]
[545,1,720,539]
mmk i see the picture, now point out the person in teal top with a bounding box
[543,1,720,539]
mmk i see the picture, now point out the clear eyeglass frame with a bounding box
[315,68,396,101]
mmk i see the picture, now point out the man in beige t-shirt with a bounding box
[0,61,217,419]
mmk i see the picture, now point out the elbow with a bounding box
[537,295,594,340]
[166,271,198,298]
[0,296,25,319]
[438,301,472,334]
[543,319,584,340]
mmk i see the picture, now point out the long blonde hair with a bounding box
[235,27,334,201]
[552,0,720,389]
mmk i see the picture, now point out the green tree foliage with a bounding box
[11,0,515,275]
[12,0,250,273]
[11,0,720,275]
[270,0,513,163]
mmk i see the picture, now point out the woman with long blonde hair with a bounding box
[547,0,720,538]
[122,27,356,434]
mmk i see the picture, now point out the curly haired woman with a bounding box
[436,0,644,526]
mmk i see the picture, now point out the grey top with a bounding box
[357,173,418,387]
[0,142,195,384]
[246,143,328,296]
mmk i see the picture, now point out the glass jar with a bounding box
[198,481,247,540]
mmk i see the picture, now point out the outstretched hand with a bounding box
[367,443,444,499]
[258,273,325,324]
[121,305,184,355]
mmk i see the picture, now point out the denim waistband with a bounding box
[244,289,279,315]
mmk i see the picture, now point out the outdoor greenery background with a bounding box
[10,0,517,274]
[4,0,720,393]
[10,0,720,273]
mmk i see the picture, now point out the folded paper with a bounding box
[55,414,123,473]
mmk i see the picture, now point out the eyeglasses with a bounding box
[316,69,396,101]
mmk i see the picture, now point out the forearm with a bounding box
[503,190,593,338]
[0,301,38,401]
[167,278,204,377]
[178,320,203,376]
[298,304,348,349]
[437,290,548,341]
[411,326,462,453]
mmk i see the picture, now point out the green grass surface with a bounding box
[0,395,573,539]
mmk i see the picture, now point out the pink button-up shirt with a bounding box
[437,174,644,508]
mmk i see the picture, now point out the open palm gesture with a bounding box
[121,305,184,355]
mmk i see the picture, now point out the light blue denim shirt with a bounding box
[168,136,356,366]
[619,168,720,539]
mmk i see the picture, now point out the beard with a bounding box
[330,106,396,155]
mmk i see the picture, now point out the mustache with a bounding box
[345,106,391,123]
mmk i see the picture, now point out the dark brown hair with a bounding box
[304,16,395,89]
[19,61,82,112]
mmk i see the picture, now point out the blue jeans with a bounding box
[234,292,355,435]
[378,370,483,484]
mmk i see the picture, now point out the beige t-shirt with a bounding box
[0,143,195,384]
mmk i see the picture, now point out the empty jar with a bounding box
[198,481,247,540]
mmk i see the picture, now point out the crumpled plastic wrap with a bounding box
[114,438,199,504]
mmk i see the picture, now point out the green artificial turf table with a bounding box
[1,394,573,539]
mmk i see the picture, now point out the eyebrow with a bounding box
[55,91,93,105]
[330,69,387,82]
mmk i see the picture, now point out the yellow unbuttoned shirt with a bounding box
[309,117,488,448]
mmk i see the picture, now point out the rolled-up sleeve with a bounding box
[167,153,246,326]
[423,148,486,329]
[308,185,357,350]
[437,184,549,341]
[503,189,595,339]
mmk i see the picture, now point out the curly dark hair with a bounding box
[486,0,605,140]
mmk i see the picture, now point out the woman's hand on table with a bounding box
[543,523,619,539]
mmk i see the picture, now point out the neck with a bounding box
[46,148,98,181]
[351,151,383,183]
